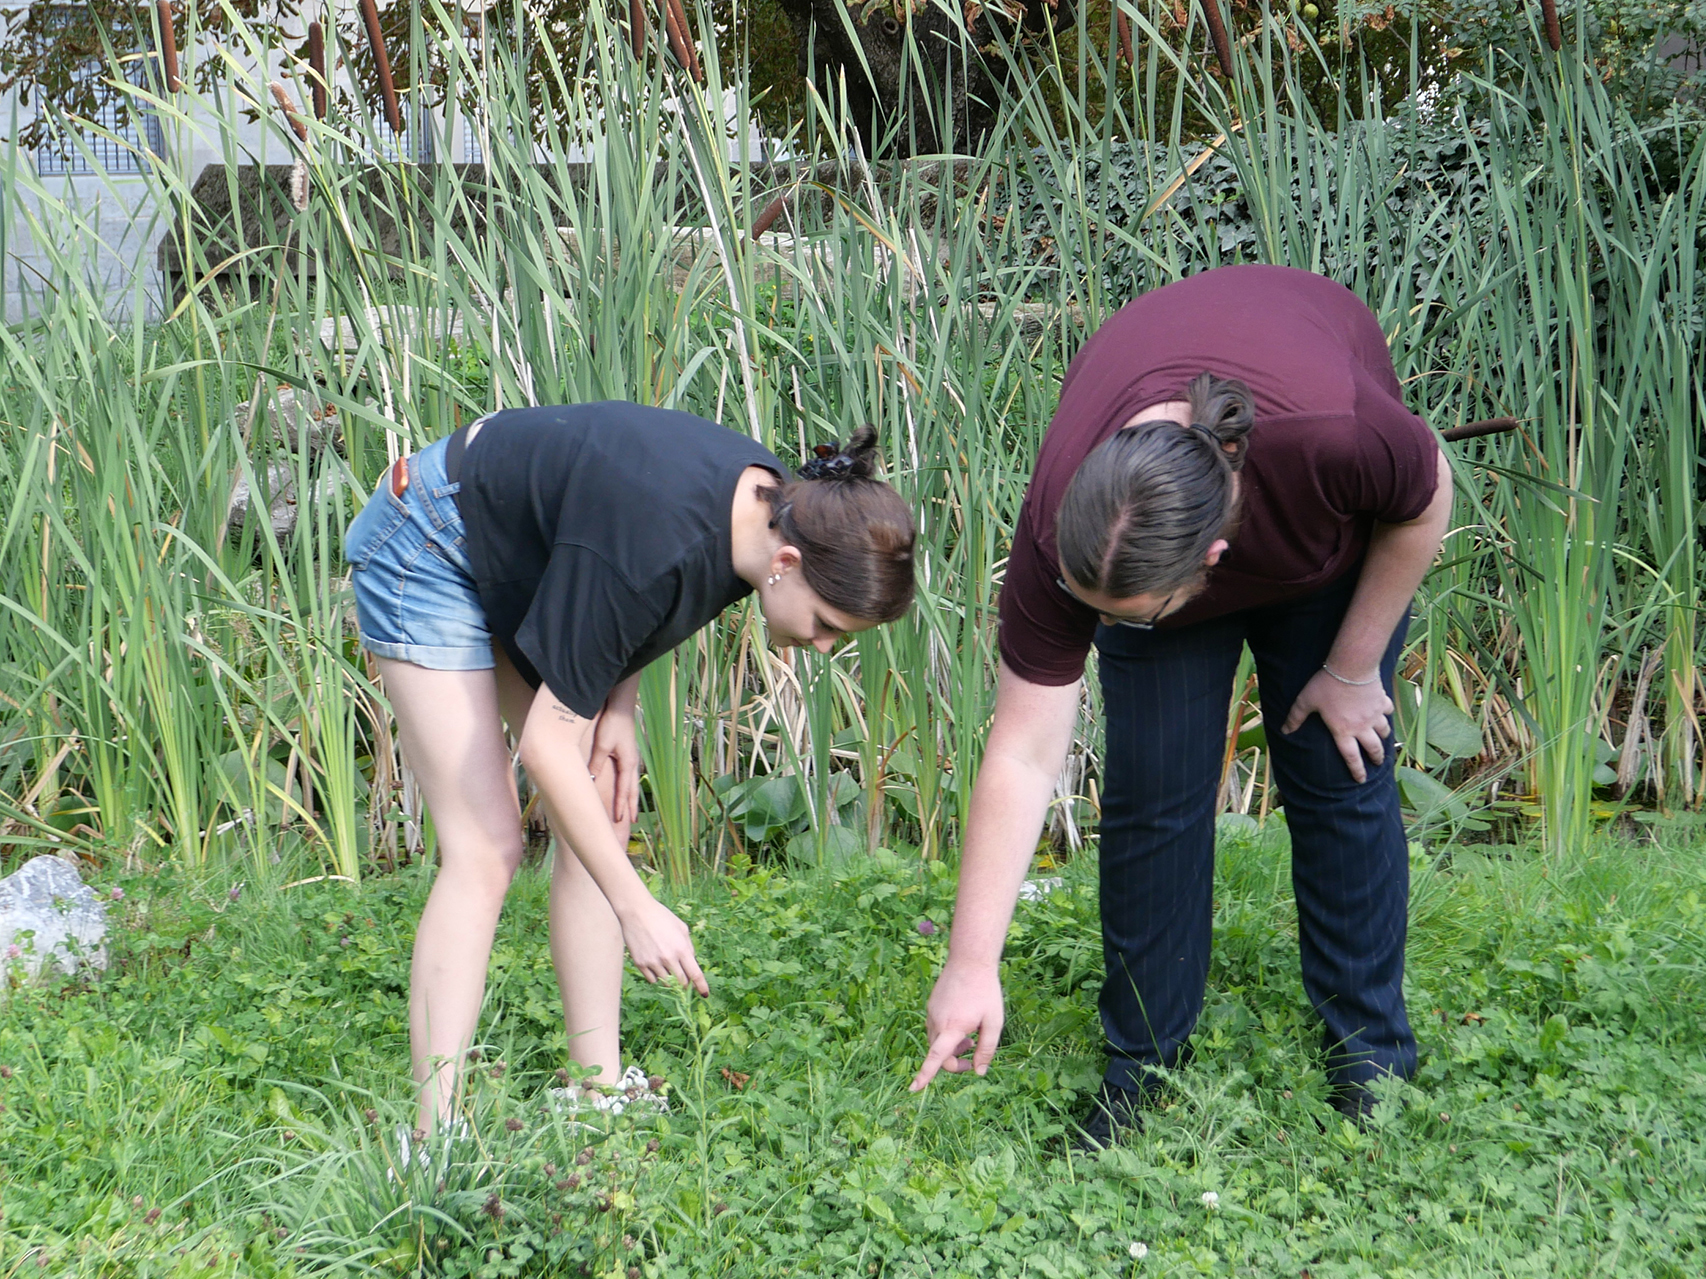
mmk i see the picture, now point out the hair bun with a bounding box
[798,424,881,481]
[1186,372,1254,472]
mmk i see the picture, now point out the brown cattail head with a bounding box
[270,81,309,142]
[750,192,788,240]
[662,0,705,85]
[307,22,327,120]
[1199,0,1233,78]
[1115,9,1134,67]
[156,2,179,91]
[1441,417,1519,442]
[1539,0,1562,52]
[358,0,403,134]
[628,0,649,58]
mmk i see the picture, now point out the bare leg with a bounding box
[491,649,626,1087]
[377,657,524,1131]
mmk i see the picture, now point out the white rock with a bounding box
[1018,876,1064,902]
[0,855,109,983]
[318,305,465,356]
[232,385,340,455]
[225,464,345,544]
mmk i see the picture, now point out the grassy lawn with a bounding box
[3,822,1703,1277]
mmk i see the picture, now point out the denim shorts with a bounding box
[346,435,495,670]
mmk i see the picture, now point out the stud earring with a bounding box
[766,573,780,586]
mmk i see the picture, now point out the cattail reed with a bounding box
[269,81,309,143]
[1200,0,1233,78]
[662,0,704,84]
[307,21,327,120]
[358,0,403,134]
[155,2,179,91]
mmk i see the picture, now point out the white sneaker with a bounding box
[549,1065,669,1118]
[388,1120,466,1180]
[389,1124,428,1180]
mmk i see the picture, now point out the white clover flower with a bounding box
[1201,1191,1220,1209]
[1128,1241,1149,1259]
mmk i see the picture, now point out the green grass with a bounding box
[4,823,1703,1276]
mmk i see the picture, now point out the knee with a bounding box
[438,835,525,902]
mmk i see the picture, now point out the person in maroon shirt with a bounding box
[909,265,1452,1143]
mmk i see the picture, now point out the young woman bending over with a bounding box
[911,265,1451,1145]
[345,405,915,1130]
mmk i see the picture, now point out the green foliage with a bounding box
[4,828,1706,1273]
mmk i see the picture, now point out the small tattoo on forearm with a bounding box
[556,707,579,724]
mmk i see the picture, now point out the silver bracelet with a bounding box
[1321,663,1379,687]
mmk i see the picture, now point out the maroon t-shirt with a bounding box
[999,265,1439,687]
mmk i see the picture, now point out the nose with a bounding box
[812,636,835,654]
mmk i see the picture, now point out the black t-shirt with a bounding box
[458,403,785,716]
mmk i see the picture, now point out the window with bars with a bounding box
[32,5,165,176]
[36,97,164,176]
[372,95,437,165]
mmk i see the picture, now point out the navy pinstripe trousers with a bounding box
[1093,568,1417,1094]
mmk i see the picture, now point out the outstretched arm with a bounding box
[1280,444,1453,780]
[911,660,1083,1090]
[518,683,708,995]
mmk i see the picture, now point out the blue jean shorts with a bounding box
[346,435,495,670]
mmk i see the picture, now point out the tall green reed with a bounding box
[0,0,1699,885]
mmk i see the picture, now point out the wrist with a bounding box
[1320,660,1381,687]
[943,947,1000,976]
[608,881,655,920]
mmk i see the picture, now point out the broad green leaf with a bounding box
[1396,766,1467,820]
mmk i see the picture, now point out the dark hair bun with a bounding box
[798,424,881,481]
[1186,372,1255,472]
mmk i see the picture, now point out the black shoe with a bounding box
[1329,1082,1379,1128]
[1070,1081,1150,1151]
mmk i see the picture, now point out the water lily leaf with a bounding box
[828,771,861,810]
[730,774,807,841]
[1394,682,1483,762]
[1396,766,1467,820]
[1417,699,1484,759]
[785,824,864,867]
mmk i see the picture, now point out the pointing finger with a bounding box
[911,1029,964,1092]
[684,953,710,997]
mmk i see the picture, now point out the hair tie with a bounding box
[798,441,856,481]
[1188,422,1236,462]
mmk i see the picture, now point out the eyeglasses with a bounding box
[1056,577,1177,630]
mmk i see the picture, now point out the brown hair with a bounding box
[758,425,917,623]
[1056,372,1255,599]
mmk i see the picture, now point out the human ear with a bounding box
[1204,539,1230,568]
[771,545,804,578]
